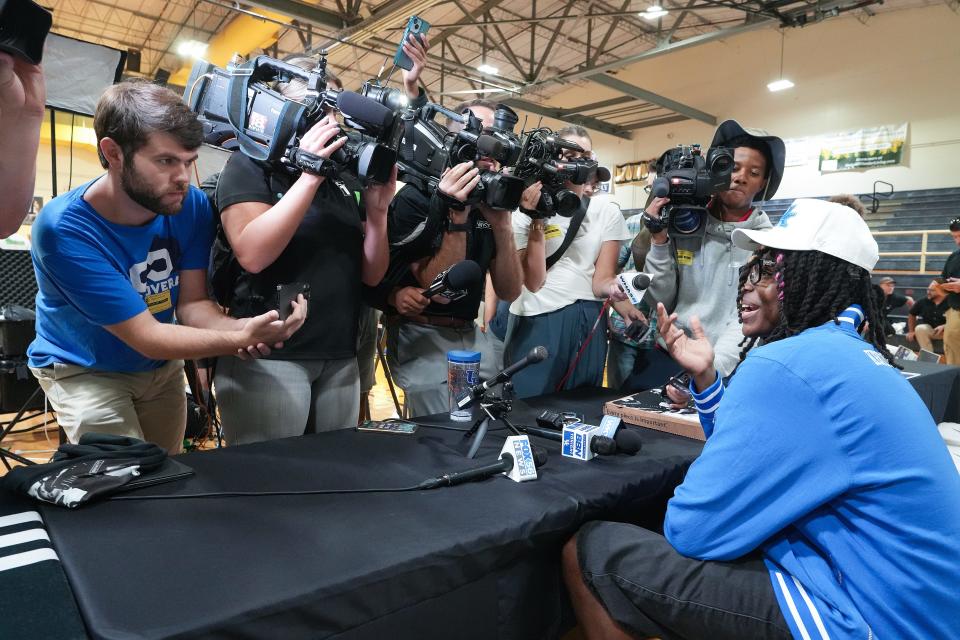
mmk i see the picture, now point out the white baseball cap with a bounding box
[731,198,879,271]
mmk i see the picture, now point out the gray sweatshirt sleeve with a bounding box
[643,239,677,310]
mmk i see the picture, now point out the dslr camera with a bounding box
[184,55,398,183]
[512,129,599,219]
[397,101,526,210]
[650,144,734,234]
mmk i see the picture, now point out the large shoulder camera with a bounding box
[184,55,399,184]
[651,144,734,234]
[511,129,599,219]
[395,100,526,211]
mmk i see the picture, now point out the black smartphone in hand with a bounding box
[274,282,310,321]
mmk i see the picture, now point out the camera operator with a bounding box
[0,50,45,237]
[369,98,526,417]
[27,81,305,453]
[641,120,784,381]
[210,56,409,444]
[505,126,639,398]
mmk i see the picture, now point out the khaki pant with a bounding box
[914,323,939,352]
[30,360,187,454]
[944,309,960,365]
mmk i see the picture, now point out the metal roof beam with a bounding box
[502,98,632,140]
[587,73,715,125]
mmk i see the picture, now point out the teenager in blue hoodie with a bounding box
[562,199,960,640]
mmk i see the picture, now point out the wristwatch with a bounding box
[641,211,666,234]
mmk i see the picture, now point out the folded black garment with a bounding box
[2,433,167,508]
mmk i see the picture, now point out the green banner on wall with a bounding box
[818,123,907,172]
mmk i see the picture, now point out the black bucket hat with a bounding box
[711,119,786,202]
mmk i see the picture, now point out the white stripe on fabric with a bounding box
[693,381,723,405]
[0,511,42,529]
[698,404,720,414]
[0,548,59,573]
[0,528,49,550]
[775,571,813,640]
[845,306,864,323]
[792,576,831,640]
[838,317,855,325]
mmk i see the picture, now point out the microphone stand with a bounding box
[462,381,522,459]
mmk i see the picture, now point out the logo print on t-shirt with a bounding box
[128,238,181,315]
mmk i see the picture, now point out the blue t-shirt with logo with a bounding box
[28,178,214,372]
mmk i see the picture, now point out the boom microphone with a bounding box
[457,346,549,408]
[336,91,395,133]
[422,260,483,299]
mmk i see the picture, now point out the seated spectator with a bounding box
[908,280,948,352]
[562,199,960,640]
[940,218,960,364]
[28,81,305,453]
[877,276,915,335]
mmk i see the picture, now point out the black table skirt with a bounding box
[36,388,702,640]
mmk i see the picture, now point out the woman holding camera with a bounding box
[212,43,428,444]
[504,126,643,398]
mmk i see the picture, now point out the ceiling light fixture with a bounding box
[641,5,668,20]
[767,31,794,92]
[477,64,499,75]
[176,40,208,59]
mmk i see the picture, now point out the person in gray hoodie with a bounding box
[640,120,785,378]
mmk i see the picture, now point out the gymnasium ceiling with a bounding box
[45,0,944,138]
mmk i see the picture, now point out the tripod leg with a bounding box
[465,417,489,459]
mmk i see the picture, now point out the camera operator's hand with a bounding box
[477,203,511,230]
[389,286,431,315]
[644,196,670,219]
[439,162,480,212]
[236,294,308,359]
[0,52,45,122]
[364,165,397,222]
[297,115,347,183]
[519,181,543,212]
[401,32,430,99]
[656,302,716,392]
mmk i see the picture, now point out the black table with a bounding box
[900,359,960,423]
[6,388,702,640]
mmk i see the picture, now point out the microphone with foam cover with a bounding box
[457,346,549,409]
[336,91,395,133]
[422,260,483,299]
[590,429,643,456]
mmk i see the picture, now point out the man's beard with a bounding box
[121,162,186,216]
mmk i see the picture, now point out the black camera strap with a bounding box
[226,67,305,163]
[545,201,587,270]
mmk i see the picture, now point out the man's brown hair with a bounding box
[94,80,203,169]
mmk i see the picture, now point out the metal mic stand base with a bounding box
[462,384,520,459]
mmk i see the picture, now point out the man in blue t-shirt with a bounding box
[563,199,960,639]
[28,81,306,452]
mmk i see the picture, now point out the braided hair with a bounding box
[733,248,899,369]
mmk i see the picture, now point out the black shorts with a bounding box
[576,521,792,640]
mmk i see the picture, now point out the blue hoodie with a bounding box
[670,306,960,639]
